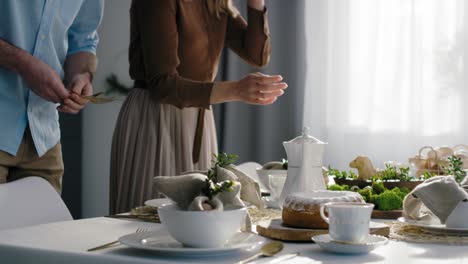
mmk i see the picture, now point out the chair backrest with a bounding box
[0,177,73,230]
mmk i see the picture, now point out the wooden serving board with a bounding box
[334,178,423,190]
[372,209,402,219]
[256,219,390,242]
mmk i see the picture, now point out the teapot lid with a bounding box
[288,127,325,144]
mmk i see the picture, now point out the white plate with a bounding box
[119,229,266,256]
[144,198,173,208]
[312,234,388,254]
[397,217,468,235]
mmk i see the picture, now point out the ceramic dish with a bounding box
[312,234,388,254]
[144,198,173,208]
[119,230,266,256]
[397,217,468,235]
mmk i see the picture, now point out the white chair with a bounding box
[0,177,73,230]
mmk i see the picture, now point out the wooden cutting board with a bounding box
[256,219,390,242]
[372,210,402,219]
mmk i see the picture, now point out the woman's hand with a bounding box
[211,72,287,105]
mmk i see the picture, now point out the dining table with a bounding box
[0,216,467,264]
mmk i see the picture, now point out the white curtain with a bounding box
[304,0,468,170]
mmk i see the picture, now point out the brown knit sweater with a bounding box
[129,0,271,108]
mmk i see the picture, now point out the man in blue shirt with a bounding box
[0,1,104,192]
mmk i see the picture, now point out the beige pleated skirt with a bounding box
[109,88,218,214]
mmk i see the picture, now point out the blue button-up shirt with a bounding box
[0,0,104,156]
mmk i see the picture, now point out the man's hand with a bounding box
[57,72,92,114]
[18,56,70,104]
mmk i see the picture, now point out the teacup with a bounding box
[320,202,374,243]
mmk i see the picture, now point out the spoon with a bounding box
[239,241,284,264]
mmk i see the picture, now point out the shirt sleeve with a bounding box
[134,0,213,109]
[225,7,271,68]
[67,0,104,56]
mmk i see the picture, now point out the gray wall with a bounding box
[82,1,131,218]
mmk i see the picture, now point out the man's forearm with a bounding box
[63,52,97,85]
[0,38,30,73]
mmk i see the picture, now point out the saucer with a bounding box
[312,234,388,254]
[262,197,281,209]
[144,198,173,208]
[119,229,266,256]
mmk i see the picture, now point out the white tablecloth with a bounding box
[0,217,466,264]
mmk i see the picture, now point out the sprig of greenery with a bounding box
[372,164,412,182]
[105,74,131,96]
[328,166,358,180]
[282,159,288,170]
[206,153,239,181]
[421,171,435,180]
[445,156,466,183]
[203,153,238,199]
[203,180,235,200]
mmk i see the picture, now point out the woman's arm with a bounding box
[135,0,283,107]
[225,1,271,67]
[248,0,265,11]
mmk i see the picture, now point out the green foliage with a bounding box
[390,187,410,200]
[341,184,350,191]
[105,74,131,96]
[374,191,403,211]
[445,156,467,183]
[372,182,385,195]
[373,164,412,182]
[421,171,436,180]
[203,153,238,199]
[328,184,344,191]
[203,180,235,199]
[207,153,239,181]
[327,166,358,180]
[282,159,288,170]
[358,188,372,202]
[350,185,361,191]
[328,182,411,211]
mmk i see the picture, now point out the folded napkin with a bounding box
[461,175,468,191]
[403,176,468,224]
[153,165,264,210]
[153,173,209,210]
[218,165,264,209]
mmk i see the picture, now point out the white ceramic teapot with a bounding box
[279,127,327,207]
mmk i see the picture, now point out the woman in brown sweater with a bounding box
[110,0,287,213]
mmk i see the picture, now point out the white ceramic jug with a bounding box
[279,127,327,207]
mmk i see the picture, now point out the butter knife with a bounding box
[266,253,300,264]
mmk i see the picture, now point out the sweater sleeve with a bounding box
[225,6,271,68]
[134,0,213,109]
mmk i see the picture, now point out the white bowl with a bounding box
[256,168,287,191]
[158,203,247,248]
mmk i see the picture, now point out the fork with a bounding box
[87,227,147,252]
